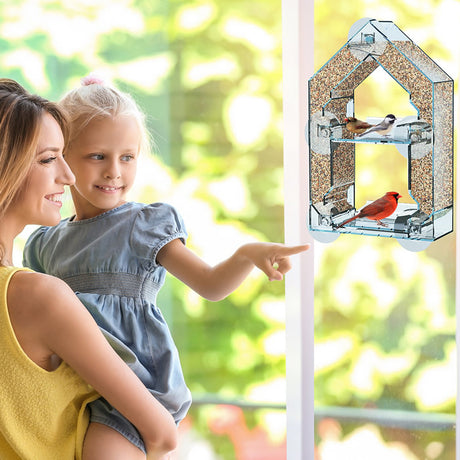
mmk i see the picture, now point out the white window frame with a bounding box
[282,0,314,458]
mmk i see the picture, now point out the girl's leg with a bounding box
[82,422,146,460]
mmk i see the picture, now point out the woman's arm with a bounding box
[157,239,310,301]
[10,271,177,458]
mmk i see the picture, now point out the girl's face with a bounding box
[10,112,75,228]
[64,115,141,220]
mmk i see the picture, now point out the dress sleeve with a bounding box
[22,226,49,273]
[130,203,188,267]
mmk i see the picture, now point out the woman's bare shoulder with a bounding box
[6,271,79,366]
[13,269,69,289]
[9,270,73,312]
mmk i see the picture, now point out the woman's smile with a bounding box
[45,192,64,208]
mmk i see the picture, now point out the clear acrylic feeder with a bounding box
[307,18,454,251]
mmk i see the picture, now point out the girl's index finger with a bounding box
[283,243,311,255]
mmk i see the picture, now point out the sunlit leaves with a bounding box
[224,94,273,147]
[183,55,240,88]
[314,234,454,411]
[318,424,419,460]
[222,17,277,51]
[113,54,176,91]
[406,341,456,411]
[175,2,216,33]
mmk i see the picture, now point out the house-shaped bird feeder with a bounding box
[307,18,454,251]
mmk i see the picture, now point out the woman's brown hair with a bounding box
[0,79,68,217]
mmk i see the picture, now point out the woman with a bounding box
[0,78,176,460]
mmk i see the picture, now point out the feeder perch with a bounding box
[307,18,454,251]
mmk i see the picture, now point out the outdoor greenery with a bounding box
[2,0,458,458]
[5,0,285,458]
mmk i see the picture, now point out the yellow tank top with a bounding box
[0,267,99,459]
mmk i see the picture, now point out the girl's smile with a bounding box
[94,184,125,193]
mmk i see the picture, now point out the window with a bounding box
[9,1,287,458]
[284,2,458,459]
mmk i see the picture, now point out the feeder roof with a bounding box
[345,18,452,83]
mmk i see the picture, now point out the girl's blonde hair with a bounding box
[0,78,68,217]
[59,77,151,156]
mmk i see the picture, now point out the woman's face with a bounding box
[11,112,75,227]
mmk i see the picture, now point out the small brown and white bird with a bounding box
[338,191,402,228]
[344,117,374,134]
[358,114,396,137]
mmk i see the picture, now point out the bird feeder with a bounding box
[307,18,454,251]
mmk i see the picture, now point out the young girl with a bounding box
[23,75,309,457]
[0,78,176,460]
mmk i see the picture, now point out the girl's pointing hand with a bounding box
[239,242,311,281]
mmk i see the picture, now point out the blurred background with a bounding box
[3,0,458,458]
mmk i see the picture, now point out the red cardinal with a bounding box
[338,191,402,228]
[344,117,374,134]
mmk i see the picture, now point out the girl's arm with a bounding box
[12,271,177,458]
[157,240,310,301]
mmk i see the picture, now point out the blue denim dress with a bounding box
[23,202,192,452]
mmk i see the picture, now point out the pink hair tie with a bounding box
[81,73,105,86]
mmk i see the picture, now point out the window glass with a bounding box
[313,3,457,459]
[6,0,285,457]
